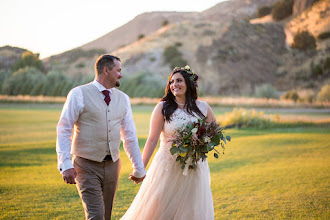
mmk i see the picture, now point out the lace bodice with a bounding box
[157,101,209,163]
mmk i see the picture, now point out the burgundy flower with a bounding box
[197,123,206,138]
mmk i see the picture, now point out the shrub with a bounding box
[324,57,330,70]
[281,90,299,102]
[311,64,323,78]
[255,83,279,99]
[291,31,316,50]
[222,108,273,128]
[317,84,330,102]
[163,45,187,69]
[175,42,182,47]
[162,20,169,26]
[257,6,272,18]
[138,34,145,40]
[272,0,293,21]
[317,32,330,40]
[75,62,85,68]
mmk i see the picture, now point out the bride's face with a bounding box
[169,73,187,97]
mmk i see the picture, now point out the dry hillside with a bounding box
[80,12,198,52]
[9,0,329,96]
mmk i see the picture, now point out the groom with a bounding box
[56,54,146,219]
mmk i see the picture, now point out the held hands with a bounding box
[62,168,77,184]
[129,174,146,185]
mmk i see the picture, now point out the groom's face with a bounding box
[107,60,122,88]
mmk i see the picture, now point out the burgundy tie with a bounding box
[102,90,111,105]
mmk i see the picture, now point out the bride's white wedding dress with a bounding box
[121,101,214,220]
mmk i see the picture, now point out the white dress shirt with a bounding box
[56,80,146,178]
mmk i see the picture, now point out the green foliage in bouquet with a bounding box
[170,117,231,170]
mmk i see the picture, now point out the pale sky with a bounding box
[0,0,226,59]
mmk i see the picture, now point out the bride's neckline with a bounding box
[174,100,186,109]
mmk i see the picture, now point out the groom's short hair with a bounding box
[95,55,121,75]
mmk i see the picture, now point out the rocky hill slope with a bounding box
[10,0,330,96]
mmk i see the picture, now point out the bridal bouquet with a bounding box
[170,117,231,175]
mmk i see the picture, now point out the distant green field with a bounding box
[0,104,329,219]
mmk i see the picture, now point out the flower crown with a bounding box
[171,65,199,85]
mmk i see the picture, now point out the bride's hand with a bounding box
[129,174,146,185]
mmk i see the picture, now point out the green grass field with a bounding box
[0,104,329,219]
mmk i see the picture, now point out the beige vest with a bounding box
[71,83,126,162]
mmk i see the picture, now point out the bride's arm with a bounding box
[205,103,216,122]
[142,102,164,168]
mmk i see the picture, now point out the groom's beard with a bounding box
[116,81,120,87]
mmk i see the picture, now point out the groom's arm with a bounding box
[56,88,83,183]
[120,95,146,179]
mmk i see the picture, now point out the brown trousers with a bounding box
[73,156,121,220]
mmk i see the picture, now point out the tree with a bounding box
[2,67,44,95]
[11,51,43,72]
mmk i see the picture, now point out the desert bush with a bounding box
[324,57,330,70]
[317,32,330,40]
[272,0,293,21]
[163,45,187,69]
[255,83,279,99]
[311,64,323,78]
[257,6,272,18]
[222,108,273,128]
[162,20,169,26]
[138,34,145,40]
[291,31,316,50]
[317,84,330,102]
[75,62,85,68]
[281,90,299,102]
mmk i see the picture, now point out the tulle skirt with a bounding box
[120,144,214,220]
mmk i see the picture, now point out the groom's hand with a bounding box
[129,174,145,185]
[62,168,77,184]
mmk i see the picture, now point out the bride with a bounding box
[121,66,215,220]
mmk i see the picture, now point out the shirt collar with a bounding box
[92,80,112,94]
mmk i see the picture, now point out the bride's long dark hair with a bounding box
[161,68,204,122]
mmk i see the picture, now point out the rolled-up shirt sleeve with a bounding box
[121,95,146,178]
[56,88,83,174]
